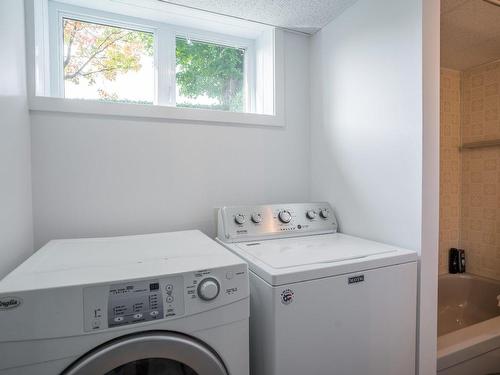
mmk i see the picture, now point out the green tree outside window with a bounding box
[176,37,245,112]
[62,18,246,111]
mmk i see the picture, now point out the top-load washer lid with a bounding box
[236,234,396,269]
[231,233,417,285]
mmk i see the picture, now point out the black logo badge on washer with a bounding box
[0,296,22,310]
[280,289,294,305]
[348,274,365,284]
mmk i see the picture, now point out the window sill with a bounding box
[28,96,285,127]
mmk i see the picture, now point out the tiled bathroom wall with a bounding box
[461,61,500,280]
[440,62,500,280]
[439,69,462,275]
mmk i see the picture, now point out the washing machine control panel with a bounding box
[107,280,163,327]
[217,202,338,243]
[83,264,248,332]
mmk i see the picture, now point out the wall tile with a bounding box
[460,61,500,280]
[439,69,462,274]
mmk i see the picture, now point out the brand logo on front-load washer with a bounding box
[280,289,294,305]
[348,275,365,284]
[0,297,22,310]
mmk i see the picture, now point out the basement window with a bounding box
[26,0,284,126]
[61,18,155,104]
[175,37,247,112]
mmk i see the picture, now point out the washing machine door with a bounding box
[63,332,228,375]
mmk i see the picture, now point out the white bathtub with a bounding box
[437,274,500,374]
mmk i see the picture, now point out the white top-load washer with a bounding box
[0,230,249,375]
[217,203,418,375]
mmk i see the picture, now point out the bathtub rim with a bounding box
[437,273,500,371]
[438,272,499,284]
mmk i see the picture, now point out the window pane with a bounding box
[63,18,154,104]
[176,37,245,112]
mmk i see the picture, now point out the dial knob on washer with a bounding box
[319,209,330,219]
[306,210,317,220]
[251,213,263,224]
[278,210,292,223]
[234,213,246,225]
[197,278,220,301]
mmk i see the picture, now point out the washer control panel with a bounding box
[83,264,248,332]
[217,202,338,243]
[107,279,166,328]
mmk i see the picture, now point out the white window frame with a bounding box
[26,1,285,127]
[26,0,285,127]
[47,2,256,113]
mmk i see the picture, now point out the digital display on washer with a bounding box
[108,279,163,327]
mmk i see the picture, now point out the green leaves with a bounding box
[62,18,245,110]
[63,18,153,98]
[176,37,245,112]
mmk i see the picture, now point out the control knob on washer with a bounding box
[278,210,292,223]
[251,213,263,224]
[319,209,330,219]
[197,278,220,301]
[306,210,317,219]
[234,213,246,225]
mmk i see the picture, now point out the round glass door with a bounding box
[63,332,228,375]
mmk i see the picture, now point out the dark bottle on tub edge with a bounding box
[449,248,466,274]
[458,249,466,273]
[449,248,459,274]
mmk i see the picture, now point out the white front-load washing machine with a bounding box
[217,203,418,375]
[0,230,249,375]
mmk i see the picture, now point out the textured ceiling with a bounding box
[160,0,360,34]
[441,0,500,70]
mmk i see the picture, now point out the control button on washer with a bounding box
[166,295,174,303]
[133,313,143,319]
[306,210,317,220]
[197,278,220,301]
[92,319,101,329]
[114,316,124,323]
[150,310,159,317]
[226,271,234,280]
[234,213,246,225]
[251,213,263,224]
[166,284,173,292]
[278,210,292,223]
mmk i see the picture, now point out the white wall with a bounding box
[420,0,440,373]
[310,0,423,250]
[310,0,438,373]
[31,32,310,249]
[0,0,34,279]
